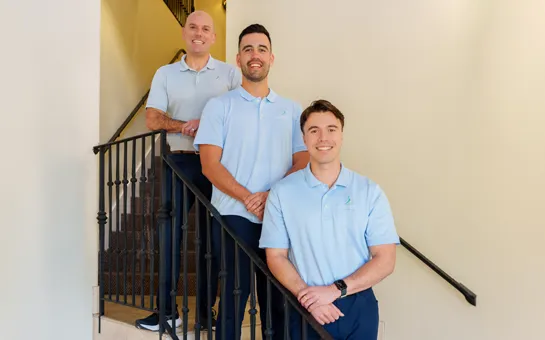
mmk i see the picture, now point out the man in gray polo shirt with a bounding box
[135,10,241,332]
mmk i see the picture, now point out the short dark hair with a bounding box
[238,24,272,49]
[300,100,345,133]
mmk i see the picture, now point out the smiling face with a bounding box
[237,33,274,83]
[303,111,344,166]
[182,11,216,55]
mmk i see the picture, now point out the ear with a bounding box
[270,52,275,66]
[211,32,217,45]
[236,53,241,68]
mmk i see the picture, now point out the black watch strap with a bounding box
[333,279,347,299]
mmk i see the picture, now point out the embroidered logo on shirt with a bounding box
[345,196,352,205]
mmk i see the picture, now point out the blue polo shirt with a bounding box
[193,86,307,223]
[146,55,241,151]
[259,164,400,286]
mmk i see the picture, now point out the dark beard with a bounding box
[241,65,270,82]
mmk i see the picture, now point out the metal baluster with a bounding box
[265,279,273,340]
[171,170,177,334]
[206,213,213,340]
[182,184,189,340]
[158,148,171,338]
[140,137,147,308]
[220,226,227,340]
[115,143,121,302]
[194,199,202,337]
[107,148,113,300]
[122,141,129,304]
[131,139,137,305]
[234,243,241,340]
[149,136,157,310]
[97,147,107,332]
[284,296,290,340]
[249,262,257,340]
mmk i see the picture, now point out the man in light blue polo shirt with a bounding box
[194,24,309,340]
[260,100,400,340]
[135,10,241,332]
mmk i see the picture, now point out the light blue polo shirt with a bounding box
[193,86,307,223]
[259,164,400,286]
[146,55,241,151]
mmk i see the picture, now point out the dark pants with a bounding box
[290,288,379,340]
[157,153,218,318]
[212,215,285,340]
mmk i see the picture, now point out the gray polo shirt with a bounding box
[146,55,241,151]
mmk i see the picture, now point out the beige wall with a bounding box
[195,0,227,61]
[100,0,185,142]
[0,0,100,339]
[227,1,545,339]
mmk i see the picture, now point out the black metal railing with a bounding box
[164,0,194,27]
[94,131,333,339]
[400,238,477,306]
[94,131,167,333]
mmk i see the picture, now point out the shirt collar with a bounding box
[238,86,277,102]
[179,54,216,71]
[304,163,350,188]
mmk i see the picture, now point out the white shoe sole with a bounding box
[136,317,182,332]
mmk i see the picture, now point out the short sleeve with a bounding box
[365,186,400,247]
[259,187,290,249]
[229,67,242,90]
[193,97,225,151]
[146,68,168,113]
[291,102,307,154]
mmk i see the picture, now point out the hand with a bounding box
[309,303,344,325]
[181,119,200,137]
[244,191,269,219]
[298,285,340,312]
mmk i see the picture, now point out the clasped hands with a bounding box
[244,191,269,221]
[181,119,200,137]
[297,285,344,325]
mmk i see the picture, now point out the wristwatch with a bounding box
[333,279,347,299]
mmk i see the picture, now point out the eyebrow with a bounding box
[306,124,339,131]
[242,44,269,51]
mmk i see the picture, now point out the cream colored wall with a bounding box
[0,0,100,339]
[195,0,227,61]
[100,0,184,142]
[227,1,545,339]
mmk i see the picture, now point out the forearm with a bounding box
[203,163,252,203]
[146,108,186,132]
[267,255,308,296]
[342,254,395,296]
[285,151,309,177]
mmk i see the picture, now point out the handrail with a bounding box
[400,237,477,306]
[165,154,334,340]
[105,48,186,145]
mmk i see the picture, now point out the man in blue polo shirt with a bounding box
[194,24,309,339]
[260,100,400,340]
[135,10,241,332]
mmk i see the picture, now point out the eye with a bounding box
[259,48,267,53]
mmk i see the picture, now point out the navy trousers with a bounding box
[290,288,379,340]
[212,215,285,340]
[156,153,218,318]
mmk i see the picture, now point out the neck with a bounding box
[185,53,210,71]
[310,159,342,188]
[242,77,270,98]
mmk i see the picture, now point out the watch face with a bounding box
[335,280,347,290]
